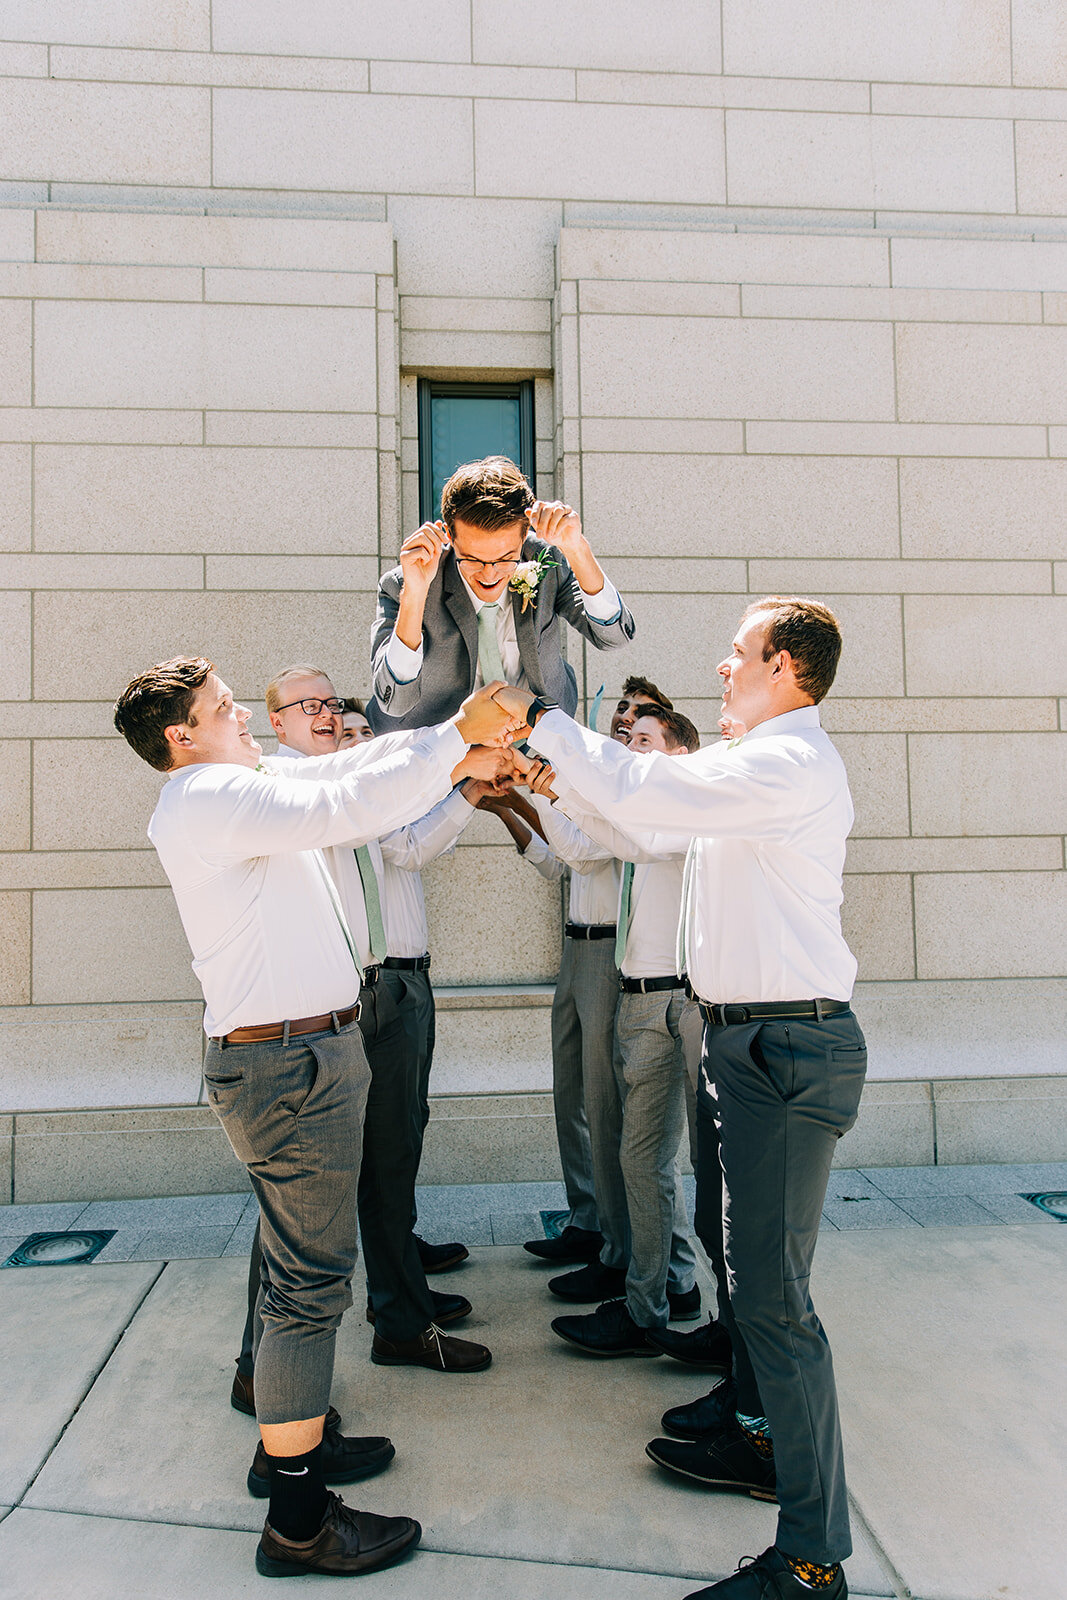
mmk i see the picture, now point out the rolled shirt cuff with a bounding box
[385,632,424,684]
[581,576,623,624]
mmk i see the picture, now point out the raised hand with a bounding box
[528,500,583,558]
[528,500,606,598]
[399,521,449,595]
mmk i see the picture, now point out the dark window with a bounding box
[418,379,535,523]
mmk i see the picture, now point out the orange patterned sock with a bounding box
[784,1555,841,1589]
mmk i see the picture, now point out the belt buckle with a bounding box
[722,1004,750,1025]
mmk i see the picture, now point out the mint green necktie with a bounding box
[355,845,388,964]
[477,601,506,686]
[312,851,363,986]
[615,861,635,968]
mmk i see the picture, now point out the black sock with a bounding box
[265,1441,328,1542]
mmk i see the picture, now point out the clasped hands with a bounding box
[449,683,558,798]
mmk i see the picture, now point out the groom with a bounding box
[367,455,635,730]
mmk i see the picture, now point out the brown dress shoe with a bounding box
[370,1323,492,1372]
[230,1363,341,1431]
[231,1364,256,1416]
[256,1491,421,1577]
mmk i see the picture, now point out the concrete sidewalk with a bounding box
[1,1171,1065,1600]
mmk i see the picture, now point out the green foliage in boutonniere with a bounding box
[509,549,558,614]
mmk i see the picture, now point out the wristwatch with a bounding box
[526,695,560,728]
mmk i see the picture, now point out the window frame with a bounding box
[417,378,536,524]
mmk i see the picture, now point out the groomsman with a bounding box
[114,657,518,1577]
[254,666,493,1375]
[544,706,710,1357]
[368,455,634,729]
[521,678,677,1268]
[496,597,867,1600]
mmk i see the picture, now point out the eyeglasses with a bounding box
[454,554,522,576]
[275,697,343,716]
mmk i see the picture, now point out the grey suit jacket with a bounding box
[367,535,636,731]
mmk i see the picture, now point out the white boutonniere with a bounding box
[509,549,557,614]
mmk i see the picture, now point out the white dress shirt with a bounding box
[276,747,477,962]
[270,742,375,969]
[530,706,858,1004]
[385,571,624,688]
[547,790,688,980]
[530,791,621,926]
[519,830,566,884]
[378,787,476,957]
[148,723,465,1037]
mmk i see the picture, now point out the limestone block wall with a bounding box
[553,225,1066,1086]
[0,0,1065,1195]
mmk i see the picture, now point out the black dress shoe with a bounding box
[645,1317,732,1370]
[661,1377,739,1440]
[646,1421,777,1501]
[256,1491,421,1578]
[523,1224,604,1264]
[370,1324,492,1372]
[366,1289,471,1328]
[415,1235,469,1273]
[548,1261,626,1302]
[248,1424,395,1497]
[668,1284,702,1321]
[683,1545,846,1599]
[551,1298,662,1357]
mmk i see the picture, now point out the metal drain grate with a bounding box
[2,1230,116,1267]
[539,1208,570,1240]
[1020,1193,1067,1222]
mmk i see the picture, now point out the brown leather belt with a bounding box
[218,1003,361,1045]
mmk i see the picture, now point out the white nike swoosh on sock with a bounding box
[277,1467,309,1476]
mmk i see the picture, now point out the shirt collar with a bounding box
[457,567,513,615]
[272,743,305,760]
[739,705,822,744]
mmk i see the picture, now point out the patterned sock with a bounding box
[735,1410,774,1458]
[784,1555,842,1590]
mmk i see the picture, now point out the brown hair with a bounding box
[631,703,701,753]
[440,455,534,532]
[742,597,843,704]
[114,656,214,772]
[341,696,366,716]
[265,665,333,714]
[621,675,673,711]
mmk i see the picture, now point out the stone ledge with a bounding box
[5,1076,1066,1203]
[433,985,555,1011]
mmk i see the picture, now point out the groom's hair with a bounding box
[631,704,701,753]
[114,655,214,771]
[743,597,842,703]
[441,456,534,531]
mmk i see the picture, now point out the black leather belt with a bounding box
[693,995,851,1026]
[565,922,616,940]
[620,975,684,994]
[361,965,381,988]
[383,954,431,972]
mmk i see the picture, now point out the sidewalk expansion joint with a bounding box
[13,1261,167,1512]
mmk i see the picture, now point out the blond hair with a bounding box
[265,664,334,714]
